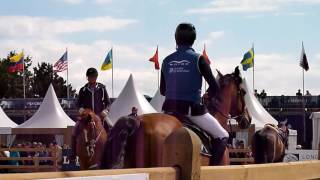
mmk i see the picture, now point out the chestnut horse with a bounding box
[102,66,251,168]
[252,124,289,163]
[76,109,108,169]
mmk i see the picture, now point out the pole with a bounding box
[157,70,159,89]
[22,50,26,122]
[252,43,255,93]
[66,48,69,100]
[112,47,114,98]
[302,68,306,143]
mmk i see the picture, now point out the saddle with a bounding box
[264,124,288,147]
[171,113,214,156]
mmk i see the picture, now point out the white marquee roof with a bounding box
[241,78,278,129]
[108,74,157,123]
[150,88,165,112]
[0,106,17,128]
[16,84,75,128]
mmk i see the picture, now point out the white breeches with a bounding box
[188,113,229,139]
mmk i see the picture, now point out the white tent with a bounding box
[16,84,75,128]
[150,88,165,112]
[0,106,17,134]
[310,112,320,149]
[108,74,157,124]
[240,78,278,129]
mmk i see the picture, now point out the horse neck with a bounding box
[214,87,233,128]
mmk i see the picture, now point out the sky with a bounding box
[0,0,319,97]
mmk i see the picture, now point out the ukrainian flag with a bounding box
[9,51,24,63]
[240,47,254,71]
[101,49,112,71]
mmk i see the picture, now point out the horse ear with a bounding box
[234,66,240,77]
[216,69,223,78]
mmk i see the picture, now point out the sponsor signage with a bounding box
[284,149,318,162]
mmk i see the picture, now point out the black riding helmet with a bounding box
[86,67,98,77]
[175,23,196,46]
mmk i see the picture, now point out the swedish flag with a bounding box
[240,48,254,71]
[101,49,112,71]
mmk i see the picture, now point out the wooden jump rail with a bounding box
[0,147,60,172]
[0,128,319,180]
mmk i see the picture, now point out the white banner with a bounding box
[284,149,318,162]
[39,173,149,180]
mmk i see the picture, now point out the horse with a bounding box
[252,123,289,163]
[101,66,251,168]
[75,109,108,170]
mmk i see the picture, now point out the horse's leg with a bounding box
[134,125,146,168]
[220,149,230,165]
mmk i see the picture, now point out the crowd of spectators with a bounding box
[0,141,61,166]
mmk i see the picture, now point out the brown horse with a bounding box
[76,109,108,169]
[252,124,289,163]
[102,66,251,168]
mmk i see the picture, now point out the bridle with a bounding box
[82,114,103,161]
[214,74,249,133]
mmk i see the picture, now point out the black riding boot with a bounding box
[210,137,228,165]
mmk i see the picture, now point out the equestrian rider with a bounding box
[160,23,229,165]
[70,67,112,161]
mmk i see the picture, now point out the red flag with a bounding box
[149,46,159,70]
[202,44,211,65]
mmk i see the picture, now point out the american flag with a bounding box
[53,51,68,72]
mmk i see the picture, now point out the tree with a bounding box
[31,62,76,98]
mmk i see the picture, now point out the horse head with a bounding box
[206,66,251,129]
[79,109,103,159]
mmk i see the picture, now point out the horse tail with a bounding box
[253,130,268,164]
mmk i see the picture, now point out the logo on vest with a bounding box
[168,60,190,73]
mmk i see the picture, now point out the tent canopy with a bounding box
[0,106,17,128]
[15,84,75,129]
[241,78,278,129]
[108,74,156,123]
[150,88,165,112]
[0,103,17,134]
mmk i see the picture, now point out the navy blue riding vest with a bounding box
[162,46,202,103]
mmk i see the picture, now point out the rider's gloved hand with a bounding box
[78,108,85,116]
[100,109,109,118]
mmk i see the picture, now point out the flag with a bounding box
[300,43,309,71]
[53,51,68,73]
[9,51,24,63]
[149,46,159,70]
[240,47,254,71]
[202,44,211,65]
[101,49,113,71]
[7,51,24,73]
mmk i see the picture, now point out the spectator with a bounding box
[306,90,311,96]
[296,89,302,96]
[254,89,260,98]
[9,144,20,166]
[260,89,267,98]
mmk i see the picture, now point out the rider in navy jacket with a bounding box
[160,23,229,165]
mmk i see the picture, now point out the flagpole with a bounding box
[301,41,306,143]
[66,48,69,100]
[112,47,114,98]
[22,49,26,122]
[157,70,159,89]
[252,43,255,93]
